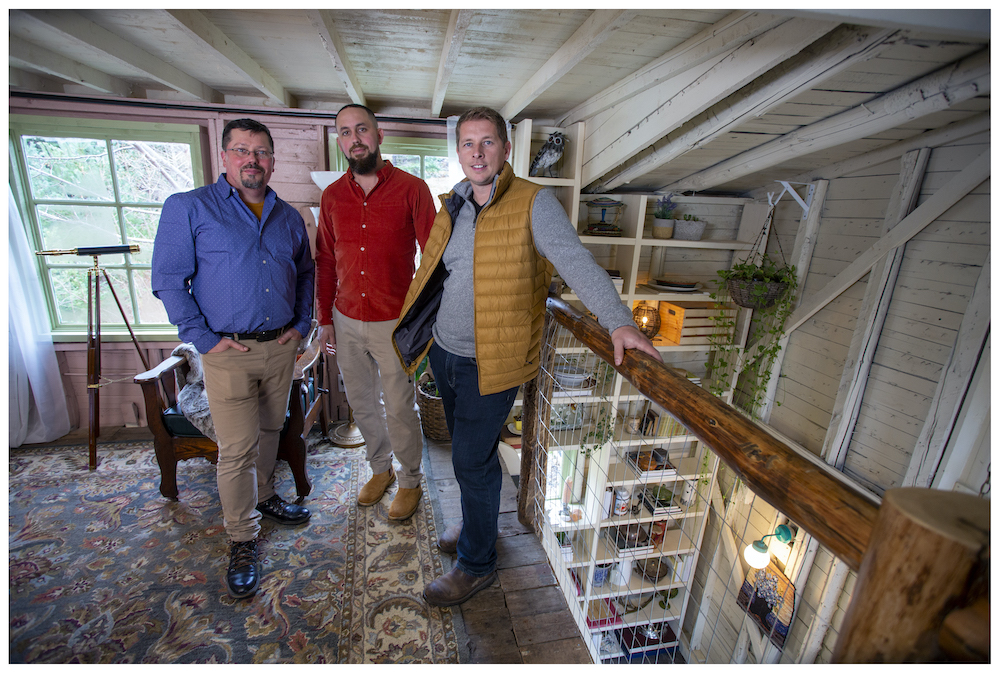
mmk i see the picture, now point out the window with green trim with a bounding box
[328,134,451,206]
[9,116,204,332]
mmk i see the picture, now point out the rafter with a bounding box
[559,11,786,127]
[15,9,223,103]
[431,9,475,118]
[595,25,899,192]
[580,18,838,188]
[665,48,990,193]
[306,9,366,107]
[9,35,132,97]
[163,10,292,107]
[500,9,637,121]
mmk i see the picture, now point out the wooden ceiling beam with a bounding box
[163,9,293,108]
[596,25,900,192]
[665,48,990,193]
[306,9,366,107]
[15,9,223,103]
[500,9,637,121]
[9,34,133,98]
[581,17,838,187]
[559,11,787,128]
[431,9,475,118]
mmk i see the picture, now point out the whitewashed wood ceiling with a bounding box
[8,8,990,196]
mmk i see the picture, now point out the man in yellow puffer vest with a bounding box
[393,107,661,607]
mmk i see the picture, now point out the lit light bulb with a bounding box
[743,540,770,569]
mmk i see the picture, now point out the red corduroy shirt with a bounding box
[315,161,436,325]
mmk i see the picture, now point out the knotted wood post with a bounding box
[832,488,989,662]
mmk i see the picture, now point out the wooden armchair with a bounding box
[134,346,328,501]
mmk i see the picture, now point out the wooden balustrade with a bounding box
[517,296,989,662]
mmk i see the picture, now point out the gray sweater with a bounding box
[432,178,635,358]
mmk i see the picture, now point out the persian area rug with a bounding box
[8,438,460,664]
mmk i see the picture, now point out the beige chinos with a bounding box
[333,307,424,488]
[202,338,298,542]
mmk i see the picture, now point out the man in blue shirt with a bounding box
[152,118,314,599]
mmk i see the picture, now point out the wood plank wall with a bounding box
[757,131,989,664]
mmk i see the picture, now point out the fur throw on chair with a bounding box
[170,343,217,442]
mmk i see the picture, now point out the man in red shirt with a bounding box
[315,104,437,520]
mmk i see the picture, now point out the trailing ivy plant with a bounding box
[706,253,798,422]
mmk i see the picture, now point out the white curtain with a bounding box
[8,185,71,446]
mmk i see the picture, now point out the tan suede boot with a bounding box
[388,486,422,521]
[358,467,396,506]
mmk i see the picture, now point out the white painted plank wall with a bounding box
[843,132,990,493]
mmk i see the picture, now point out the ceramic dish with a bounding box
[506,422,522,436]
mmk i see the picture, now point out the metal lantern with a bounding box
[632,301,660,338]
[585,197,625,237]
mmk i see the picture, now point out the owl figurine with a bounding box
[529,131,565,177]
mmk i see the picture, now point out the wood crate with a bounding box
[655,300,734,345]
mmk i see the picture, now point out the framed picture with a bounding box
[736,560,795,650]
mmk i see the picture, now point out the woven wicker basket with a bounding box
[727,277,789,309]
[416,372,451,441]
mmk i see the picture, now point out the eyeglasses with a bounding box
[226,147,273,160]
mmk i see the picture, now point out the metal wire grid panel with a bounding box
[527,319,847,664]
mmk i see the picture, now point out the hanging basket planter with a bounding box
[726,277,789,310]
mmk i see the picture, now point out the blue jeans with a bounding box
[429,342,519,577]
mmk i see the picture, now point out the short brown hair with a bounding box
[456,106,508,146]
[337,103,379,130]
[222,118,273,151]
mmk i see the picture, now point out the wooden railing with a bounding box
[517,296,989,663]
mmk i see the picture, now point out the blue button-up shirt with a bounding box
[152,174,314,354]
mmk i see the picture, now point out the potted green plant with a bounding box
[707,252,798,421]
[651,194,677,239]
[720,253,796,310]
[673,213,705,240]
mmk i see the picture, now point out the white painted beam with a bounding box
[9,35,132,97]
[821,149,930,468]
[500,9,637,121]
[665,48,990,193]
[785,149,989,335]
[16,9,223,103]
[749,113,990,197]
[904,255,990,487]
[306,9,366,107]
[580,18,838,188]
[596,26,899,191]
[778,9,990,41]
[163,9,292,108]
[559,11,786,127]
[431,9,474,118]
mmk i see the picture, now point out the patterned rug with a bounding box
[8,438,460,664]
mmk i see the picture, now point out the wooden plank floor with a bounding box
[422,436,593,664]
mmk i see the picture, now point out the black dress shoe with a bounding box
[227,539,260,599]
[256,494,310,525]
[422,567,497,607]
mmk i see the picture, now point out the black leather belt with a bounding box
[220,327,285,342]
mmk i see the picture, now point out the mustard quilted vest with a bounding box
[393,163,553,395]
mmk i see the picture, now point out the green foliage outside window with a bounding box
[10,116,203,332]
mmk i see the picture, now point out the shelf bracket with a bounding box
[768,181,811,217]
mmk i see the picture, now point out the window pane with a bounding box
[112,140,194,203]
[425,156,449,179]
[48,268,89,324]
[132,270,169,324]
[22,136,114,202]
[122,207,159,264]
[385,154,421,177]
[49,267,135,326]
[36,204,125,264]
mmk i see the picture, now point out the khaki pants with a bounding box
[333,308,424,488]
[202,338,297,542]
